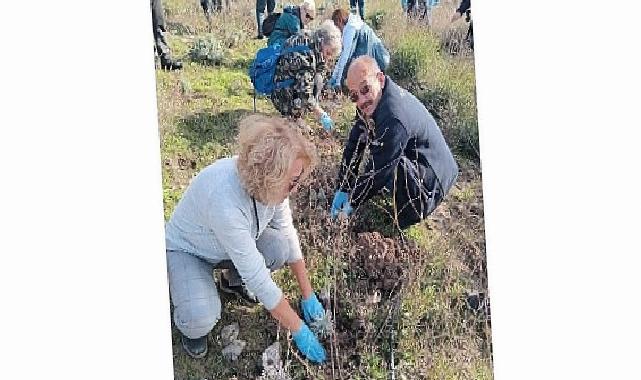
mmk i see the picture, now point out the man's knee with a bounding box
[256,228,289,270]
[173,298,221,339]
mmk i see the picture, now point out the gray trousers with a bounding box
[166,227,290,339]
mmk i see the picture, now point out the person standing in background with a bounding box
[350,0,365,21]
[451,0,473,50]
[256,0,277,39]
[151,0,183,70]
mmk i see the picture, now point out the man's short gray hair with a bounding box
[315,20,342,57]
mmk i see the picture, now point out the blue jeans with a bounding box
[350,0,365,20]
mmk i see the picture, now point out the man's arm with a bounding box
[350,118,410,208]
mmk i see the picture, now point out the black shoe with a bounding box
[218,274,259,304]
[256,34,265,40]
[160,59,183,71]
[181,334,208,359]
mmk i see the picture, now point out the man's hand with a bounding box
[451,12,462,23]
[292,323,326,363]
[330,191,353,219]
[301,293,325,324]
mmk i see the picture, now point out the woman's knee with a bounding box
[173,298,222,339]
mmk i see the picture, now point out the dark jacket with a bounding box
[267,6,303,47]
[337,77,458,229]
[457,0,471,16]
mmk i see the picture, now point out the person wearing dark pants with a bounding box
[330,56,458,229]
[151,0,182,70]
[256,0,277,39]
[201,0,229,14]
[451,0,473,50]
[349,0,365,21]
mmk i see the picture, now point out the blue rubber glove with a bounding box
[330,191,353,219]
[301,293,325,325]
[328,77,340,90]
[320,112,334,131]
[292,323,326,363]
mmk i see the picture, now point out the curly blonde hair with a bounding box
[237,114,317,204]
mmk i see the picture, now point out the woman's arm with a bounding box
[289,259,313,299]
[269,295,303,332]
[330,24,358,84]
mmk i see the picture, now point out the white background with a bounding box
[1,1,640,379]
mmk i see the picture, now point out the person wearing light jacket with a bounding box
[329,8,390,89]
[165,115,327,363]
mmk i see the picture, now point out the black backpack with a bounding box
[262,13,282,37]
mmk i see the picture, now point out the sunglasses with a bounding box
[349,83,372,103]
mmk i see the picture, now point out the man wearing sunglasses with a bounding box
[330,56,459,229]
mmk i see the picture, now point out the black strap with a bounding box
[252,197,259,239]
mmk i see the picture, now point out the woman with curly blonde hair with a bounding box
[165,115,327,363]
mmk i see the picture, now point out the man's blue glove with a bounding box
[320,112,334,131]
[330,191,353,219]
[292,323,326,363]
[301,293,325,325]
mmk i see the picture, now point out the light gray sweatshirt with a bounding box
[165,157,303,310]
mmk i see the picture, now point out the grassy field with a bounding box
[155,0,490,378]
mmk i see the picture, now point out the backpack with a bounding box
[248,44,311,96]
[262,7,299,37]
[262,12,281,37]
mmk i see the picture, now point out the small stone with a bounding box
[222,339,246,361]
[220,322,239,346]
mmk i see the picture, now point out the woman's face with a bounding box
[277,158,305,203]
[321,45,337,62]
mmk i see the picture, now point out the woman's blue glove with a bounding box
[320,112,334,131]
[301,293,325,325]
[292,323,326,363]
[330,191,353,219]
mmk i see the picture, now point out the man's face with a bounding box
[346,70,385,117]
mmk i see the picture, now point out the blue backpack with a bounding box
[248,44,311,96]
